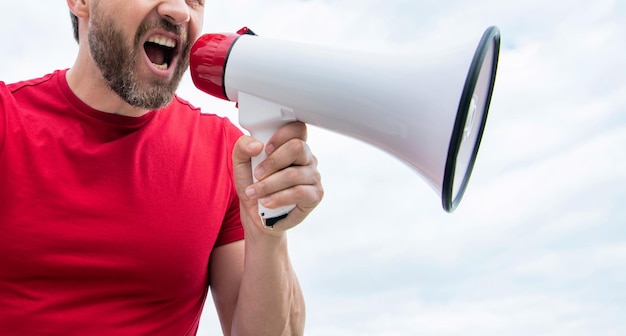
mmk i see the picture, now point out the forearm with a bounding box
[231,231,305,336]
[226,123,321,335]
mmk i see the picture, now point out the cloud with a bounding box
[2,1,624,335]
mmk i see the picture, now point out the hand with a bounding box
[232,122,323,235]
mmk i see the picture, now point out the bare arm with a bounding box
[210,122,322,335]
[209,238,305,336]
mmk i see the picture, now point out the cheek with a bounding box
[189,12,204,41]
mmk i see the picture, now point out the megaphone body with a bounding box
[190,26,500,226]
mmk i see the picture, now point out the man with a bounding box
[0,0,323,335]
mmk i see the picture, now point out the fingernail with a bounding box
[247,141,261,152]
[245,187,256,198]
[266,143,275,154]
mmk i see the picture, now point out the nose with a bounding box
[157,0,191,25]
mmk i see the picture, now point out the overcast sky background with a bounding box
[1,1,625,335]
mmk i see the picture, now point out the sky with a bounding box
[1,1,625,335]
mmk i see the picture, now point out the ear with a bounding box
[67,0,89,19]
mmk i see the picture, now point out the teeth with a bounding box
[147,35,176,48]
[154,63,169,70]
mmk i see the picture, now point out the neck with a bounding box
[66,48,150,118]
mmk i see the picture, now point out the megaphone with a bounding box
[190,26,500,226]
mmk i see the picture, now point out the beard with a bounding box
[88,8,191,110]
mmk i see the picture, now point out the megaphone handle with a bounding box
[249,128,298,228]
[238,92,299,228]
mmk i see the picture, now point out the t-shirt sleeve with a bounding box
[214,117,245,247]
[0,82,8,152]
[214,186,244,247]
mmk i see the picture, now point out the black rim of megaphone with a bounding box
[442,26,501,212]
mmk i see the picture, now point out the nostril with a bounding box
[163,14,189,25]
[163,15,175,23]
[160,9,190,25]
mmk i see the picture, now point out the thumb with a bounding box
[232,135,264,202]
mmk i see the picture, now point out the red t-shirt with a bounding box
[0,70,245,335]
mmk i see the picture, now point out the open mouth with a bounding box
[143,35,178,71]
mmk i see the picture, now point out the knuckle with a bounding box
[255,180,269,196]
[313,168,322,183]
[270,192,283,206]
[284,166,300,181]
[267,155,279,170]
[301,187,322,209]
[295,122,307,138]
[306,184,323,203]
[289,138,306,155]
[316,184,324,201]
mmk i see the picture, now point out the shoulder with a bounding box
[1,71,62,118]
[4,70,62,96]
[165,95,244,144]
[1,70,65,114]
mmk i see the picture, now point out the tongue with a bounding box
[144,43,165,65]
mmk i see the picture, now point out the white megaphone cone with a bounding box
[190,26,500,227]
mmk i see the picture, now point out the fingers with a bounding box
[235,122,324,232]
[250,160,323,232]
[247,122,317,204]
[252,137,313,181]
[245,139,321,206]
[254,158,322,209]
[263,121,307,156]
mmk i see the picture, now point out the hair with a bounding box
[70,12,79,43]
